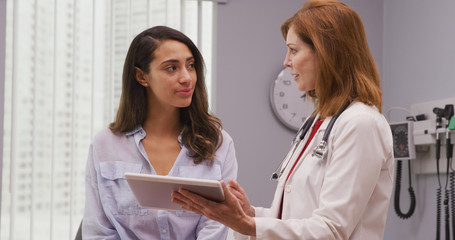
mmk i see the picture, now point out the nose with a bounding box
[283,52,292,68]
[179,68,193,85]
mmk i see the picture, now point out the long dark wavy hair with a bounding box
[110,26,222,164]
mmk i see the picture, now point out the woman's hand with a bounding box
[228,179,255,217]
[171,180,256,236]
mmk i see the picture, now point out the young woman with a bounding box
[83,26,238,239]
[172,1,394,239]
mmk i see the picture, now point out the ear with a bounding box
[135,67,149,87]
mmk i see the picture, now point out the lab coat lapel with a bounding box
[285,116,331,182]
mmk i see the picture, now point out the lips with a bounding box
[292,73,300,81]
[176,88,193,96]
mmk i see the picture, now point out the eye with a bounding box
[187,62,195,70]
[290,48,297,54]
[165,65,177,72]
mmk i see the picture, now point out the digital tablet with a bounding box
[124,173,225,211]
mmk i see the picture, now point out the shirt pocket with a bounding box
[99,161,149,216]
[175,210,201,217]
[178,164,222,180]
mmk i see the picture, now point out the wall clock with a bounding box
[270,68,315,131]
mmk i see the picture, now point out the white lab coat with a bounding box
[234,102,394,240]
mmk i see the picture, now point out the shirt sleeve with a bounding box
[220,130,238,183]
[254,206,272,218]
[253,111,393,239]
[196,130,239,240]
[82,144,120,240]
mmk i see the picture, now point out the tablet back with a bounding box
[125,173,225,211]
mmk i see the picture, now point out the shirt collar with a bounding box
[125,125,143,136]
[126,125,184,146]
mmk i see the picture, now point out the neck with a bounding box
[142,104,183,138]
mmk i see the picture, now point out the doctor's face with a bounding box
[283,26,317,92]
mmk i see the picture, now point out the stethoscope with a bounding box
[271,100,352,180]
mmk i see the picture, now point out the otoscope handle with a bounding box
[448,137,453,160]
[436,138,441,160]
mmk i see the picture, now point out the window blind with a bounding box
[0,0,215,239]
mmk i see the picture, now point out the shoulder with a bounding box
[220,128,238,149]
[330,102,393,159]
[336,102,389,130]
[91,127,126,148]
[215,129,238,179]
[331,102,392,145]
[214,129,236,157]
[220,129,233,143]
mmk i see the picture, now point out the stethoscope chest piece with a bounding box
[312,140,328,160]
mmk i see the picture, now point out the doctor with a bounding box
[172,0,394,239]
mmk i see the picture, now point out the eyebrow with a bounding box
[160,56,194,65]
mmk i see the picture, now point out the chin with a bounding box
[298,84,315,92]
[298,85,307,92]
[177,101,192,108]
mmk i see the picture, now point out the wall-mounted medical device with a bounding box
[390,121,416,160]
[410,97,455,174]
[390,120,417,219]
[389,98,455,223]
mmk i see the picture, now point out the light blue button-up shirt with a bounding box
[82,126,238,240]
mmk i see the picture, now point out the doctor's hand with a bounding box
[171,180,256,236]
[228,179,255,217]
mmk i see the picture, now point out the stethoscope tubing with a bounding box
[271,100,351,180]
[270,116,315,180]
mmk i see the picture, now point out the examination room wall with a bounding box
[382,1,455,240]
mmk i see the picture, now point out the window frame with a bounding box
[0,0,7,227]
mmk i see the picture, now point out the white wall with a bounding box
[215,0,301,208]
[383,1,455,239]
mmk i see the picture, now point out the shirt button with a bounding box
[285,185,291,193]
[162,229,167,233]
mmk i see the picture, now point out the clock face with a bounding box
[270,68,315,131]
